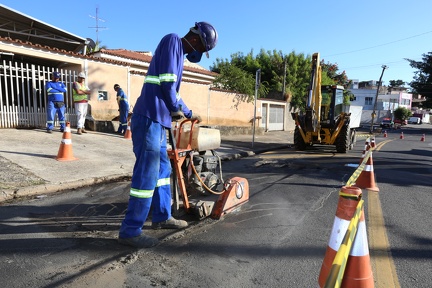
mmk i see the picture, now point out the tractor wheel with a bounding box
[336,125,350,153]
[294,126,307,150]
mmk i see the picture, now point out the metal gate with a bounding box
[0,60,77,129]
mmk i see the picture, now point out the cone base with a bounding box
[366,186,380,192]
[56,157,78,162]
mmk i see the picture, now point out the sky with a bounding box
[2,0,432,87]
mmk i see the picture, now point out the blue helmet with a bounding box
[190,22,218,57]
[52,71,61,79]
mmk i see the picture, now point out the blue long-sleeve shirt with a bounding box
[46,81,67,102]
[133,33,192,128]
[116,88,129,110]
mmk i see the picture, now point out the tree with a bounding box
[393,107,412,121]
[320,60,354,104]
[406,52,432,108]
[388,80,405,87]
[210,51,353,111]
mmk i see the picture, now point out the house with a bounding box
[0,4,291,133]
[349,79,413,124]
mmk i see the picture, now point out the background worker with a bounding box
[118,21,217,248]
[114,84,130,134]
[46,71,67,133]
[73,72,91,135]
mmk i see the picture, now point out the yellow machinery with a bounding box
[291,53,361,153]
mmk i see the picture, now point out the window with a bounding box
[365,97,373,105]
[98,90,108,101]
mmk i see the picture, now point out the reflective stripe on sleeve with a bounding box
[144,74,177,85]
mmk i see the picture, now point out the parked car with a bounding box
[394,119,408,126]
[408,117,421,124]
[380,118,394,129]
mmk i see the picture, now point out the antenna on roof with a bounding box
[89,7,107,45]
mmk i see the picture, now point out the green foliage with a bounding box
[394,107,412,121]
[210,50,352,111]
[320,60,352,88]
[212,62,268,101]
[389,80,405,87]
[406,52,432,108]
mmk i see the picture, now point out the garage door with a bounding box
[261,104,285,131]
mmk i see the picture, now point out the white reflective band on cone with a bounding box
[328,217,369,256]
[65,127,71,132]
[364,165,373,172]
[61,139,72,145]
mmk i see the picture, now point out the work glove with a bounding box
[190,113,202,123]
[171,110,185,121]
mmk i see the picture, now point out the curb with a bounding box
[1,145,291,203]
[1,173,131,203]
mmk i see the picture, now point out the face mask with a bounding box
[186,51,203,63]
[183,37,203,63]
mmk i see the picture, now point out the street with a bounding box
[0,124,431,287]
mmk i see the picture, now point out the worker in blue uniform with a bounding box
[46,71,67,133]
[114,84,130,134]
[118,22,218,248]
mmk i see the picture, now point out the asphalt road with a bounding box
[1,123,431,287]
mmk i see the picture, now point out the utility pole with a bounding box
[252,69,261,148]
[370,65,388,134]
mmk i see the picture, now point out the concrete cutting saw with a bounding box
[168,119,249,220]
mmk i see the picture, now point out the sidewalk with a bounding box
[0,128,293,202]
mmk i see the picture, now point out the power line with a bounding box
[324,30,432,58]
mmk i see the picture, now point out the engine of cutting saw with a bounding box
[169,119,249,220]
[185,154,221,196]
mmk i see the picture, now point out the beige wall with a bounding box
[85,66,260,127]
[0,41,265,127]
[86,62,130,120]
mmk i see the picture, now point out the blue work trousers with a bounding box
[46,101,66,131]
[119,114,172,238]
[117,103,130,133]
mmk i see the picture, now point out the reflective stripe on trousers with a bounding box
[118,114,172,238]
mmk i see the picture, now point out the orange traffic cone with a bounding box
[400,132,404,139]
[359,137,371,165]
[124,120,132,139]
[355,151,379,192]
[370,136,376,148]
[420,134,425,142]
[56,122,78,161]
[383,130,387,138]
[318,186,374,287]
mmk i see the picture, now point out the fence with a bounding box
[0,60,78,129]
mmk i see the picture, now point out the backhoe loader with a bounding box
[291,53,362,153]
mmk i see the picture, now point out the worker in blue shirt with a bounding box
[46,71,67,133]
[118,22,218,248]
[114,84,130,134]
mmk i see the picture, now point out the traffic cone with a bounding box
[318,186,374,287]
[400,132,404,139]
[383,130,387,138]
[124,120,132,139]
[359,137,370,165]
[421,134,425,142]
[56,122,78,161]
[355,151,379,192]
[370,136,376,148]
